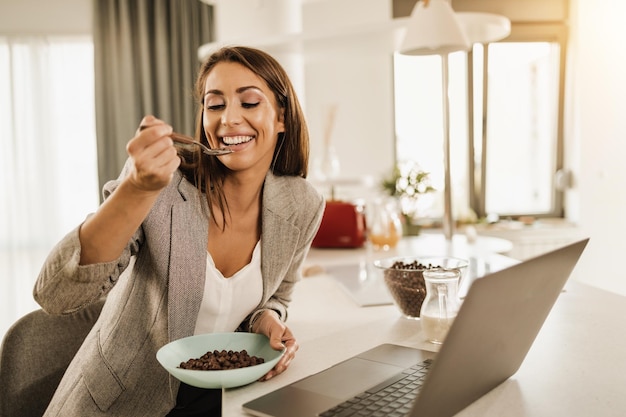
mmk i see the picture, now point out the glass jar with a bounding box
[420,269,462,344]
[366,198,403,251]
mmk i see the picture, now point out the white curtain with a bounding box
[0,36,99,339]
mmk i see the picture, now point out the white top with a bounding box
[194,241,263,334]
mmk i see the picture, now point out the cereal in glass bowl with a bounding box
[374,257,468,319]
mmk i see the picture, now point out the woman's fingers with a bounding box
[126,118,180,192]
[256,314,299,381]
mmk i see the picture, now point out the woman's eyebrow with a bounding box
[204,89,223,97]
[204,86,263,98]
[236,85,263,94]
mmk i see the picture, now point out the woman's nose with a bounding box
[221,105,242,126]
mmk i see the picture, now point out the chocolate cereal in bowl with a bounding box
[374,257,468,319]
[156,332,285,389]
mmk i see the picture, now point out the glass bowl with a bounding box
[374,256,468,319]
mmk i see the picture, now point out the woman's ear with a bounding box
[277,107,286,133]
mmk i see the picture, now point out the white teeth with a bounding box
[222,135,253,145]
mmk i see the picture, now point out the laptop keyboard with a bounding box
[317,359,433,417]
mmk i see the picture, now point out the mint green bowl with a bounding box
[156,332,284,389]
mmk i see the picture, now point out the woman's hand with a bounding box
[126,115,180,193]
[77,115,180,265]
[252,310,299,381]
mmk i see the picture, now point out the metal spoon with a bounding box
[139,125,233,156]
[170,132,233,156]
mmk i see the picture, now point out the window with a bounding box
[393,50,469,221]
[481,42,562,215]
[393,23,567,223]
[0,36,98,337]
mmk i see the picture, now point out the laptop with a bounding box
[243,238,589,417]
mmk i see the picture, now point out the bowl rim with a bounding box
[373,256,469,271]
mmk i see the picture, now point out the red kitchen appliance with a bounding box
[312,200,366,248]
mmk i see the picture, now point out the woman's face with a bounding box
[202,61,284,174]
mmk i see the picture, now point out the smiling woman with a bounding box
[0,36,99,339]
[29,45,324,417]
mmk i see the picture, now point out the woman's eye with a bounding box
[206,104,225,111]
[242,102,260,109]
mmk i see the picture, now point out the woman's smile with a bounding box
[222,135,255,146]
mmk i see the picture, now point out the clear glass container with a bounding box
[366,198,403,251]
[420,269,462,344]
[374,257,468,320]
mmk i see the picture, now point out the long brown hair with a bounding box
[179,46,310,225]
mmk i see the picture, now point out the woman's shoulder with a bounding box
[263,173,325,225]
[265,172,323,204]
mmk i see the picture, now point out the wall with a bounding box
[565,0,626,294]
[301,0,397,198]
[0,0,91,35]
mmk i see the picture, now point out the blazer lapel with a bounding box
[260,173,300,294]
[168,177,208,342]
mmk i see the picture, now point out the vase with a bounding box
[402,214,422,236]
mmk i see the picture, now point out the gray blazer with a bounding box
[34,167,325,416]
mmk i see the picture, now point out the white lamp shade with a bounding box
[456,12,511,44]
[400,0,470,56]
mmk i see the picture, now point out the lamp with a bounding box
[456,12,511,44]
[399,0,510,240]
[399,0,469,241]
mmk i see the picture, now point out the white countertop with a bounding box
[223,236,626,416]
[305,233,514,268]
